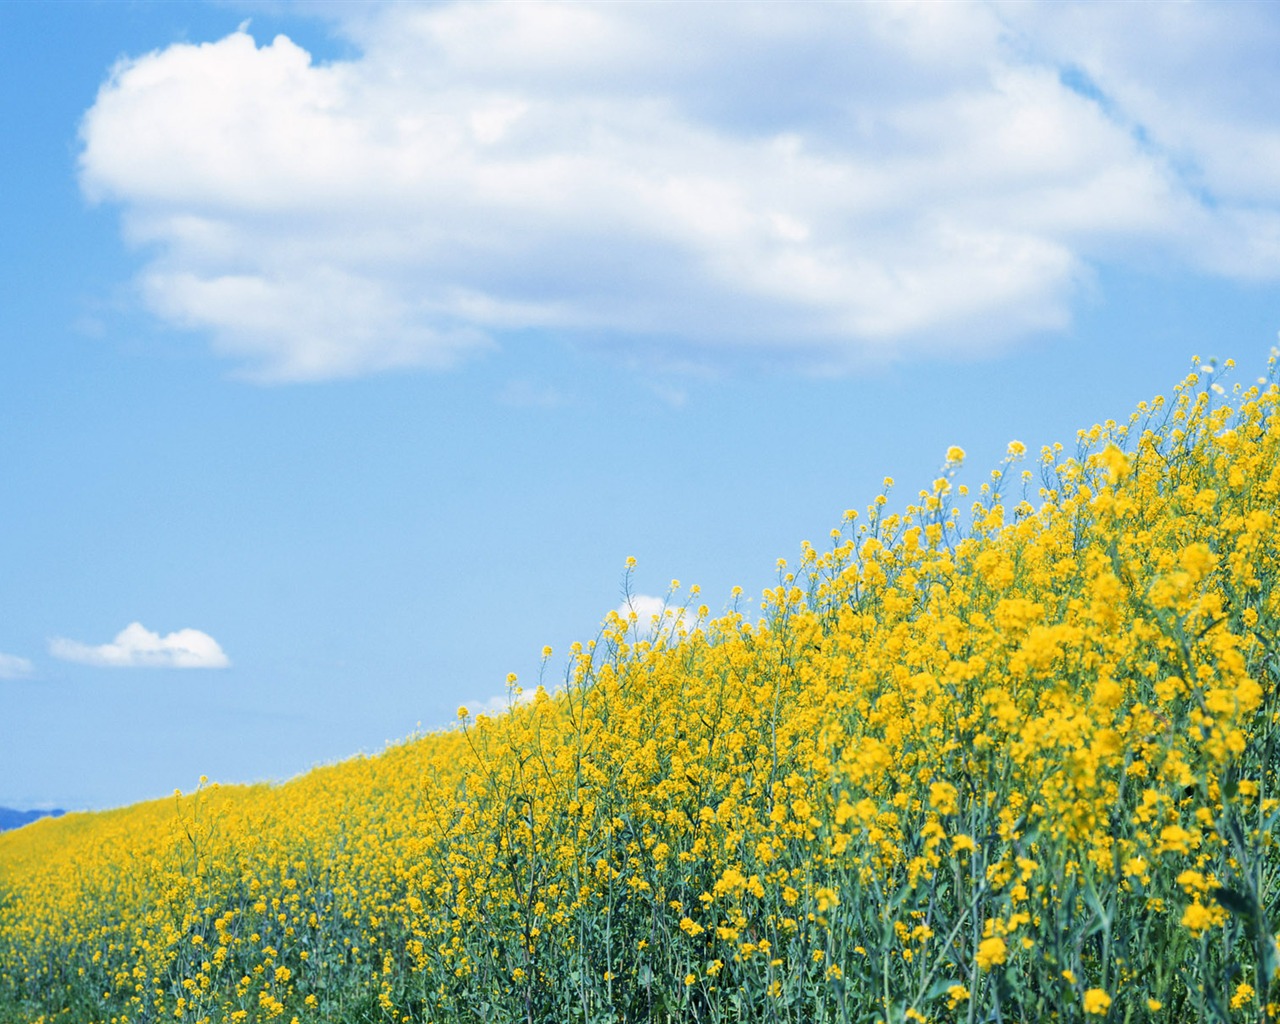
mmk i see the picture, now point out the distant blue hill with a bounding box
[0,807,65,832]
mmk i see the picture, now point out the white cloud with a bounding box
[49,622,230,669]
[997,1,1280,278]
[77,2,1280,381]
[462,685,537,722]
[614,594,692,642]
[0,653,34,679]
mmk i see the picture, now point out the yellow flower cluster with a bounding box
[2,357,1279,1022]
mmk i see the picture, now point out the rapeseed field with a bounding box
[3,358,1280,1024]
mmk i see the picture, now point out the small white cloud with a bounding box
[49,622,230,669]
[462,686,537,721]
[614,594,692,641]
[0,653,34,680]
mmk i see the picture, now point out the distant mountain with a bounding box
[0,807,65,832]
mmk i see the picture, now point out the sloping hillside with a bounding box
[2,360,1279,1023]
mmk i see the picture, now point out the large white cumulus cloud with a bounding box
[78,1,1280,381]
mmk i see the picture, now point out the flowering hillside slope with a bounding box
[3,360,1280,1024]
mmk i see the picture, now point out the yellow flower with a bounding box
[1095,443,1131,483]
[946,984,970,1008]
[928,781,959,816]
[1083,988,1111,1015]
[1122,856,1148,880]
[1157,824,1196,854]
[1181,900,1224,936]
[975,936,1007,971]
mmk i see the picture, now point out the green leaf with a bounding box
[924,977,966,1000]
[1212,886,1256,919]
[1202,975,1232,1024]
[1262,936,1280,994]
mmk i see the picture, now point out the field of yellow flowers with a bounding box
[3,358,1280,1024]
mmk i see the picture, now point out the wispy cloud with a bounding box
[497,378,564,409]
[77,2,1280,381]
[49,622,230,669]
[0,653,34,680]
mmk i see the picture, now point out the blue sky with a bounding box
[3,0,1280,812]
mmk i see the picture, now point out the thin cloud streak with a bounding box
[0,653,34,680]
